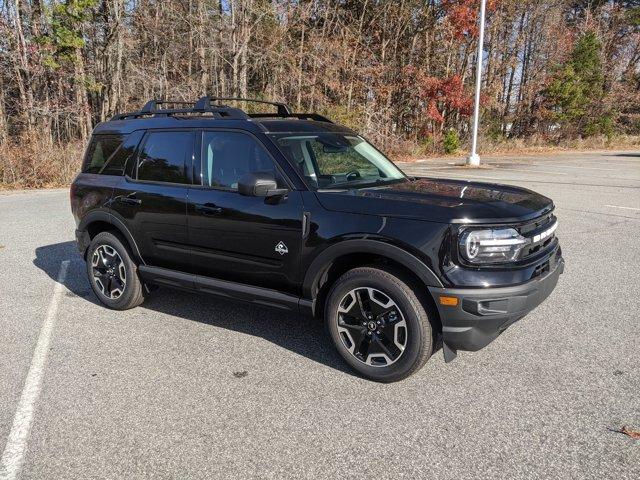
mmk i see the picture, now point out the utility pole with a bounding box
[467,0,487,167]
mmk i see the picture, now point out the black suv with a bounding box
[71,97,564,382]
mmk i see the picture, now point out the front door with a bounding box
[111,129,194,272]
[187,130,304,295]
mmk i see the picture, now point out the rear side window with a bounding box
[137,131,192,184]
[82,134,124,174]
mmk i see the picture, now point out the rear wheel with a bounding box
[86,231,145,310]
[325,267,433,382]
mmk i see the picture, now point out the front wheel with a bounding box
[325,267,434,382]
[86,231,145,310]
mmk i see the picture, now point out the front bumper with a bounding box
[428,257,564,361]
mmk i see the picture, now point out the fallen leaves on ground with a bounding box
[611,426,640,440]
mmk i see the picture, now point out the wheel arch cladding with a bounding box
[303,239,443,322]
[80,211,144,264]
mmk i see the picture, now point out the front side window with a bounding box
[137,131,192,183]
[82,134,124,174]
[270,133,406,189]
[201,131,283,190]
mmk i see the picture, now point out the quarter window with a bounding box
[83,134,124,174]
[201,131,282,189]
[137,131,192,184]
[101,131,144,176]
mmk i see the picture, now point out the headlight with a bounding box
[459,227,528,264]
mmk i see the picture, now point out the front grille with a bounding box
[518,213,557,260]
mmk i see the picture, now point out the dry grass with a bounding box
[0,134,84,189]
[478,133,640,155]
[395,134,640,162]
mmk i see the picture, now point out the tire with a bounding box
[86,231,145,310]
[325,266,434,382]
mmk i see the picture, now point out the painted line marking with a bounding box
[418,166,568,175]
[420,166,462,171]
[0,260,70,480]
[604,205,640,211]
[561,159,640,163]
[420,173,507,181]
[536,164,623,172]
[576,161,639,167]
[495,167,569,175]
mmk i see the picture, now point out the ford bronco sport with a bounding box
[70,97,564,382]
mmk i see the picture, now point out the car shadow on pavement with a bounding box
[612,152,640,158]
[34,241,355,377]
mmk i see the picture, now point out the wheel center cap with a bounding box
[367,321,377,331]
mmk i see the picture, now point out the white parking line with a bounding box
[590,160,640,164]
[421,166,462,171]
[423,173,506,182]
[578,161,639,167]
[537,164,621,171]
[419,166,569,175]
[605,204,640,211]
[0,260,69,480]
[495,167,569,175]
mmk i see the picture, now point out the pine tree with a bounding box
[544,31,606,137]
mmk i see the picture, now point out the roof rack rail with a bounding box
[139,99,196,114]
[110,97,249,121]
[248,112,333,123]
[109,96,332,123]
[195,96,292,116]
[198,97,334,122]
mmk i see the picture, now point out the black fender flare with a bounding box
[78,210,145,265]
[302,239,443,301]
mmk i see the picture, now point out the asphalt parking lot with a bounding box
[1,150,639,479]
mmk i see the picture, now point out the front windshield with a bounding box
[269,133,407,189]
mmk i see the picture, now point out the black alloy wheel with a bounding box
[86,231,146,310]
[325,266,434,382]
[336,287,407,366]
[91,244,127,300]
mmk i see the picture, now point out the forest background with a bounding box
[0,0,639,187]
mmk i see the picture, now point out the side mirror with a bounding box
[238,172,288,198]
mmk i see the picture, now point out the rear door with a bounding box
[111,129,194,272]
[187,129,304,295]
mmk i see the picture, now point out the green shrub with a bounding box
[443,129,460,154]
[585,114,615,140]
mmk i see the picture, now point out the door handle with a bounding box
[116,193,142,206]
[195,204,223,216]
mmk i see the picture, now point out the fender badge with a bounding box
[275,241,288,256]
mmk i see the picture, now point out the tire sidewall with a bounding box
[325,268,431,382]
[86,232,138,310]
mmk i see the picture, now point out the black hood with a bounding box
[315,177,554,224]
